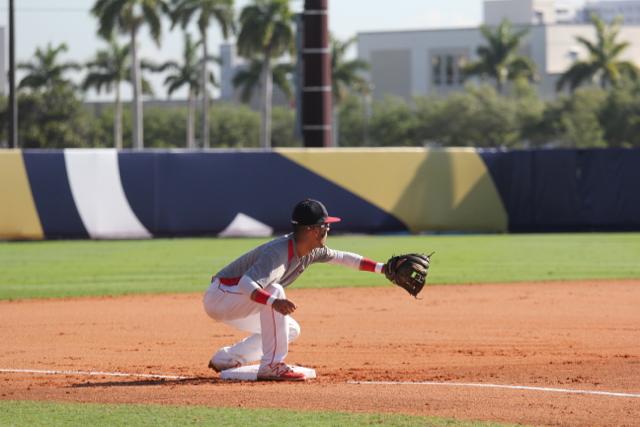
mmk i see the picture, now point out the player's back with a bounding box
[214,234,290,281]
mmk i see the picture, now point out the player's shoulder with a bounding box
[259,233,293,257]
[307,245,335,260]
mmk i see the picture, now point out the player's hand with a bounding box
[272,298,297,316]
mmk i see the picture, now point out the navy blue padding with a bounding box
[118,152,406,236]
[22,151,88,238]
[481,149,640,231]
[576,149,640,230]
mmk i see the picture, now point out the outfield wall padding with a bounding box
[480,149,640,231]
[117,151,405,236]
[0,150,43,239]
[22,151,88,239]
[1,148,638,239]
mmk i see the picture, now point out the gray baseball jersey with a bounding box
[214,233,345,289]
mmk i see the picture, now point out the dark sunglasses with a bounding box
[308,223,331,231]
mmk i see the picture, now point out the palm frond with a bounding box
[141,77,154,95]
[237,0,293,60]
[616,61,640,82]
[142,1,163,45]
[232,59,262,103]
[556,61,597,91]
[272,62,293,99]
[466,19,529,90]
[559,14,634,91]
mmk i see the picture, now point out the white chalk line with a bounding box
[347,380,640,399]
[2,369,638,398]
[0,368,188,380]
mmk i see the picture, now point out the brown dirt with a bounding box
[1,281,639,426]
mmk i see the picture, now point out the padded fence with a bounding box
[480,149,640,232]
[1,148,638,239]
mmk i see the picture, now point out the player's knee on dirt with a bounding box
[211,346,242,370]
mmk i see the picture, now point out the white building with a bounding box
[484,0,558,25]
[357,0,640,100]
[484,0,640,25]
[583,0,640,24]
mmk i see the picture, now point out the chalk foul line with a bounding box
[2,369,638,398]
[347,380,640,398]
[0,368,188,380]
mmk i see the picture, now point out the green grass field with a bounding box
[0,401,518,427]
[1,233,639,300]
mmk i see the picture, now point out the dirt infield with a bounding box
[1,281,639,426]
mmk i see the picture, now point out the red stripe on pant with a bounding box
[270,306,277,366]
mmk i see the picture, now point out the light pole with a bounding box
[8,0,17,148]
[363,83,373,146]
[301,0,331,147]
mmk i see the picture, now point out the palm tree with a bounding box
[331,35,370,146]
[236,0,294,149]
[91,0,170,150]
[464,19,536,93]
[82,38,131,149]
[170,0,235,149]
[149,33,218,148]
[331,36,369,105]
[232,58,293,103]
[18,42,81,91]
[556,14,639,92]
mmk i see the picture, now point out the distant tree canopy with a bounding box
[91,0,171,149]
[7,6,640,151]
[170,0,236,148]
[4,78,640,149]
[236,0,294,149]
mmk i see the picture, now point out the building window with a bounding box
[535,11,544,24]
[432,56,442,85]
[456,55,467,84]
[431,52,468,87]
[445,55,455,85]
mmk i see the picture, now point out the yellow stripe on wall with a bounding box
[0,150,44,239]
[279,148,507,233]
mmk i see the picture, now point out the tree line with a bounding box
[1,3,638,149]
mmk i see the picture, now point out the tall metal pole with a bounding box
[8,0,17,148]
[302,0,331,147]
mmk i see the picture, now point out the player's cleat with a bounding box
[208,359,241,373]
[256,363,306,381]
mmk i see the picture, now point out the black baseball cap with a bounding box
[291,199,341,226]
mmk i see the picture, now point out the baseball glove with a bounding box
[384,253,433,298]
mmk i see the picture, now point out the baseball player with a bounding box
[203,199,387,381]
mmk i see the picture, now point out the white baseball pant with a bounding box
[202,279,300,368]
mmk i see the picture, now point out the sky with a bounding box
[0,0,585,101]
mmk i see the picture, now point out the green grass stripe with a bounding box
[0,400,518,427]
[1,233,639,300]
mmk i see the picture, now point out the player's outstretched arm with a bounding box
[326,250,385,274]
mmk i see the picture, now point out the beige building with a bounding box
[357,0,640,100]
